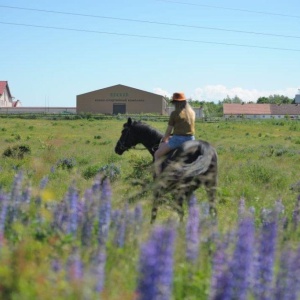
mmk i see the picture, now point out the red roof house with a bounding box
[0,81,14,107]
[223,103,300,119]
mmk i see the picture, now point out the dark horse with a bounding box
[115,117,218,223]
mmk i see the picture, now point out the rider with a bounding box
[154,92,196,176]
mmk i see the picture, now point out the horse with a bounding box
[115,117,218,223]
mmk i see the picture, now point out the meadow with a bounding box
[0,115,299,299]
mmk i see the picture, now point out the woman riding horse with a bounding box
[115,117,218,223]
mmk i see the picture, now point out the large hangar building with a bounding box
[77,84,167,115]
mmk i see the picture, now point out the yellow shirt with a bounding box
[168,109,195,136]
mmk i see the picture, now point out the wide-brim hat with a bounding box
[171,92,186,102]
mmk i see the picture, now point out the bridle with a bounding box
[117,127,132,151]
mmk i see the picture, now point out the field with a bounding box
[0,116,299,299]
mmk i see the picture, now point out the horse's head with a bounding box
[115,118,139,155]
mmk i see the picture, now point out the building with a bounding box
[0,81,22,108]
[77,84,167,115]
[223,103,300,119]
[295,89,300,104]
[1,81,12,107]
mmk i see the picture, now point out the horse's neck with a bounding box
[137,125,163,158]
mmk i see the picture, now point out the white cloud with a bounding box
[153,88,171,98]
[192,85,298,102]
[154,85,299,102]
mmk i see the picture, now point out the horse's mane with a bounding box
[132,120,163,141]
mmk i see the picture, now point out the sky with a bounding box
[1,0,300,106]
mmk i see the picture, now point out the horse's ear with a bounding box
[127,117,132,126]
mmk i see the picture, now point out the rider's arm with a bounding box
[162,125,173,142]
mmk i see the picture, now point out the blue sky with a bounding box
[1,0,300,106]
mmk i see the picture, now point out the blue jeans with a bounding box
[168,135,195,150]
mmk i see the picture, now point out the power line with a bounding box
[155,0,300,19]
[1,21,300,52]
[0,5,300,40]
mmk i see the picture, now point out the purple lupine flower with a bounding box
[68,185,79,236]
[188,194,197,207]
[0,193,8,246]
[292,195,300,230]
[111,209,121,228]
[134,204,143,235]
[7,171,23,224]
[92,175,102,194]
[293,245,300,295]
[10,171,23,203]
[98,179,111,245]
[67,250,83,281]
[186,203,200,262]
[101,179,112,202]
[39,176,49,190]
[274,248,298,300]
[211,216,255,300]
[134,204,143,224]
[80,193,95,246]
[228,215,255,300]
[252,209,278,300]
[137,225,176,300]
[114,205,128,248]
[21,185,32,203]
[90,247,107,293]
[209,240,231,300]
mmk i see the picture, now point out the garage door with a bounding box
[113,104,126,114]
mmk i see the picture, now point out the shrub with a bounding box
[2,144,31,159]
[56,158,76,170]
[82,163,120,181]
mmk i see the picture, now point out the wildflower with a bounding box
[186,203,200,262]
[68,185,79,236]
[98,179,111,245]
[229,216,255,300]
[39,175,49,190]
[292,195,300,230]
[134,204,143,224]
[252,209,278,300]
[114,204,127,248]
[7,171,23,224]
[90,247,107,293]
[209,240,230,300]
[137,225,176,300]
[274,248,298,300]
[67,249,83,281]
[0,193,8,246]
[211,216,255,300]
[134,204,143,235]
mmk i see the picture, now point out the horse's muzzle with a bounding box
[115,142,125,155]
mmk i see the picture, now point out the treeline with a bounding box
[165,94,296,117]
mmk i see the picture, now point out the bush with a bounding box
[56,158,76,170]
[2,144,31,159]
[82,163,120,181]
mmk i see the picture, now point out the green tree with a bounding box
[257,94,293,104]
[222,95,243,103]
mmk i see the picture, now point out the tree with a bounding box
[222,95,243,104]
[257,94,293,104]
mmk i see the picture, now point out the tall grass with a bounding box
[0,117,299,299]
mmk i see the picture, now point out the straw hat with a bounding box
[171,92,186,102]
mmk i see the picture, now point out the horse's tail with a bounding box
[166,140,217,178]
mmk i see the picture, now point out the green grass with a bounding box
[0,116,299,298]
[1,117,299,227]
